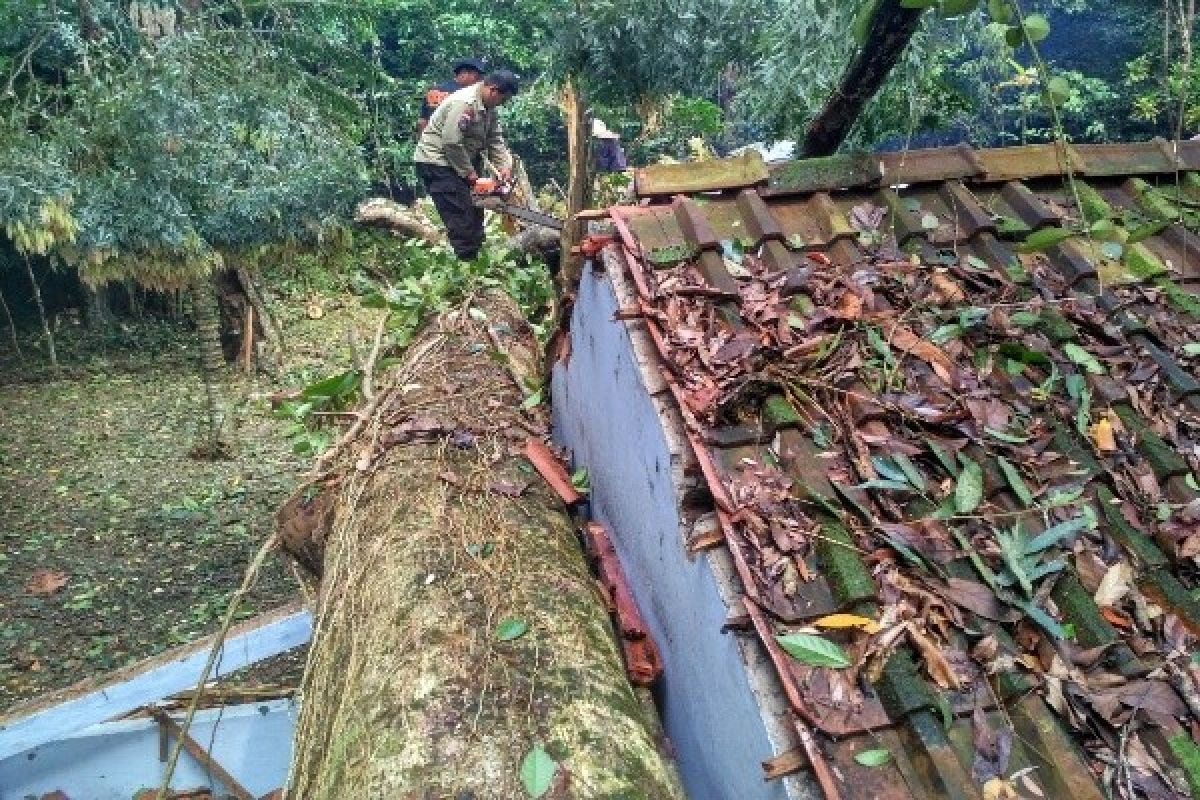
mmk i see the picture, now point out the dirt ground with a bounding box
[0,290,382,711]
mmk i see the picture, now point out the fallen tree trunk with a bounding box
[280,293,684,799]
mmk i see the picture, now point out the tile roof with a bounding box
[606,138,1200,800]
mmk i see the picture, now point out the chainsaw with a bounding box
[471,177,563,232]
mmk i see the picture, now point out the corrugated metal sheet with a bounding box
[606,140,1200,800]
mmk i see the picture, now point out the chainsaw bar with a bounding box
[475,196,563,232]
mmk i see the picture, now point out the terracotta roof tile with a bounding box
[605,140,1200,799]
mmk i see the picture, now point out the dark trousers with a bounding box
[415,163,484,261]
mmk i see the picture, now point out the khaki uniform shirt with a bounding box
[413,84,513,178]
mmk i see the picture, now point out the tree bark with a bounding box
[0,285,21,358]
[234,265,284,358]
[281,293,684,799]
[559,74,591,292]
[189,277,226,456]
[801,0,926,157]
[23,256,57,369]
[354,198,444,245]
[83,284,114,329]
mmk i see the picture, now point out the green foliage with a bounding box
[0,5,367,288]
[557,0,770,105]
[363,222,552,346]
[738,0,976,146]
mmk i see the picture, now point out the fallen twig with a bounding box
[156,532,280,800]
[362,312,389,402]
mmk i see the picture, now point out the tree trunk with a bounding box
[23,256,57,369]
[281,293,684,799]
[83,284,114,329]
[188,277,227,456]
[559,74,591,292]
[801,0,926,157]
[234,264,284,358]
[0,285,21,358]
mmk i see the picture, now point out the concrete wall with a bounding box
[552,256,811,800]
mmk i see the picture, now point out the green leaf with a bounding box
[854,479,915,492]
[1026,515,1092,554]
[1062,342,1105,374]
[570,467,590,492]
[1022,13,1051,42]
[1009,310,1040,327]
[955,457,984,513]
[1045,75,1070,105]
[1090,219,1117,236]
[1018,227,1072,252]
[997,342,1051,366]
[776,632,852,668]
[1065,373,1086,400]
[987,0,1012,23]
[894,454,927,492]
[854,748,893,767]
[899,0,940,7]
[985,427,1029,444]
[998,525,1033,595]
[853,0,881,44]
[871,457,907,483]
[520,745,558,798]
[1046,485,1085,507]
[1183,343,1200,356]
[520,388,545,410]
[997,456,1034,507]
[496,618,529,642]
[926,438,958,476]
[930,323,964,344]
[1013,598,1068,639]
[301,370,361,400]
[996,215,1028,235]
[466,541,495,558]
[1128,220,1170,244]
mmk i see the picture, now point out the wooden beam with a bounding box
[154,710,256,800]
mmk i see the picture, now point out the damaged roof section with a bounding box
[608,139,1200,800]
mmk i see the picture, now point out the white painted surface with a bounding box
[0,699,297,799]
[552,257,812,800]
[0,610,312,763]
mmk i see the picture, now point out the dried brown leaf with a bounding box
[26,569,68,596]
[908,625,963,690]
[1093,561,1133,608]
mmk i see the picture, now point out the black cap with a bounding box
[484,69,520,96]
[452,58,486,75]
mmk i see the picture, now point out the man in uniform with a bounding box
[416,58,486,135]
[413,70,519,261]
